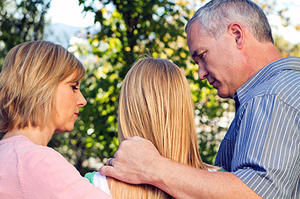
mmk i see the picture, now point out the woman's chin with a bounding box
[54,127,74,133]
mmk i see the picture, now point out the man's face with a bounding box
[187,21,245,98]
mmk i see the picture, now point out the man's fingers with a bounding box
[98,136,158,185]
[99,165,140,185]
[99,165,115,178]
[106,158,114,167]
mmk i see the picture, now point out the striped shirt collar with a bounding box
[233,56,300,110]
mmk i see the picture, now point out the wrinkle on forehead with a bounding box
[187,22,213,57]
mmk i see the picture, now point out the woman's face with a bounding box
[51,72,87,133]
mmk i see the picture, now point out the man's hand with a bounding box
[99,136,161,185]
[100,136,261,199]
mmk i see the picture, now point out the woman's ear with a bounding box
[227,23,244,49]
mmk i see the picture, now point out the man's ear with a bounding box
[227,23,244,49]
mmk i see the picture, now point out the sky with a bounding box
[47,0,300,44]
[47,0,95,27]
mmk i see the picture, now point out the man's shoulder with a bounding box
[248,68,300,109]
[264,68,299,92]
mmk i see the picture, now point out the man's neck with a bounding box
[245,40,282,79]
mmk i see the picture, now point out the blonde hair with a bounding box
[112,58,208,198]
[0,41,85,133]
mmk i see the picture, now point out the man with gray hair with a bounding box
[101,0,300,198]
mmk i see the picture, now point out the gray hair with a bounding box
[185,0,274,43]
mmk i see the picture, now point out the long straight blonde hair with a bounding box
[110,57,208,198]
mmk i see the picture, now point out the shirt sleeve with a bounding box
[19,146,112,199]
[232,95,300,199]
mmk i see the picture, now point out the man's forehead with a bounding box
[188,24,212,48]
[187,21,207,36]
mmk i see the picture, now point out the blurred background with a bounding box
[0,0,299,175]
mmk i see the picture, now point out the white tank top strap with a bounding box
[93,172,111,196]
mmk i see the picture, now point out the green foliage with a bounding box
[0,0,298,176]
[0,0,51,67]
[274,35,300,57]
[255,0,300,57]
[49,0,230,175]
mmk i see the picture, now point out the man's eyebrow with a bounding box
[192,51,197,59]
[192,49,205,59]
[192,49,205,58]
[192,50,202,59]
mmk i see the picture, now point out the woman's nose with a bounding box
[78,91,87,107]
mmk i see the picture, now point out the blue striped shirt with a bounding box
[215,56,300,199]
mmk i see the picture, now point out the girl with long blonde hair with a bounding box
[86,57,219,198]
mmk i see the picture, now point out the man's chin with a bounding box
[217,90,231,99]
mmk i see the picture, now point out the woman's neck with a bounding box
[3,125,54,146]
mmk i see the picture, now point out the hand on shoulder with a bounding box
[100,136,162,185]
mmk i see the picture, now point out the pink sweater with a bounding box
[0,135,111,199]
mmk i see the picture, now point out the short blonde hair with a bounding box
[0,41,85,133]
[112,57,207,198]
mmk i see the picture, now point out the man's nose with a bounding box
[198,63,208,80]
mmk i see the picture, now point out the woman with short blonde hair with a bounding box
[0,41,111,199]
[0,40,84,132]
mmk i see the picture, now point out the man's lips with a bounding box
[209,79,218,88]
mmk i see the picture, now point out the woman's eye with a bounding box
[71,85,79,90]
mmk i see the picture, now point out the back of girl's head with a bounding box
[113,57,204,198]
[0,41,85,133]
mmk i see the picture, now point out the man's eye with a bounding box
[199,51,206,59]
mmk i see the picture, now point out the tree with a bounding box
[2,0,298,175]
[0,0,51,67]
[53,0,299,175]
[50,0,230,175]
[255,0,300,56]
[275,35,300,57]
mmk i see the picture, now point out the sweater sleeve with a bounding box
[19,146,112,199]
